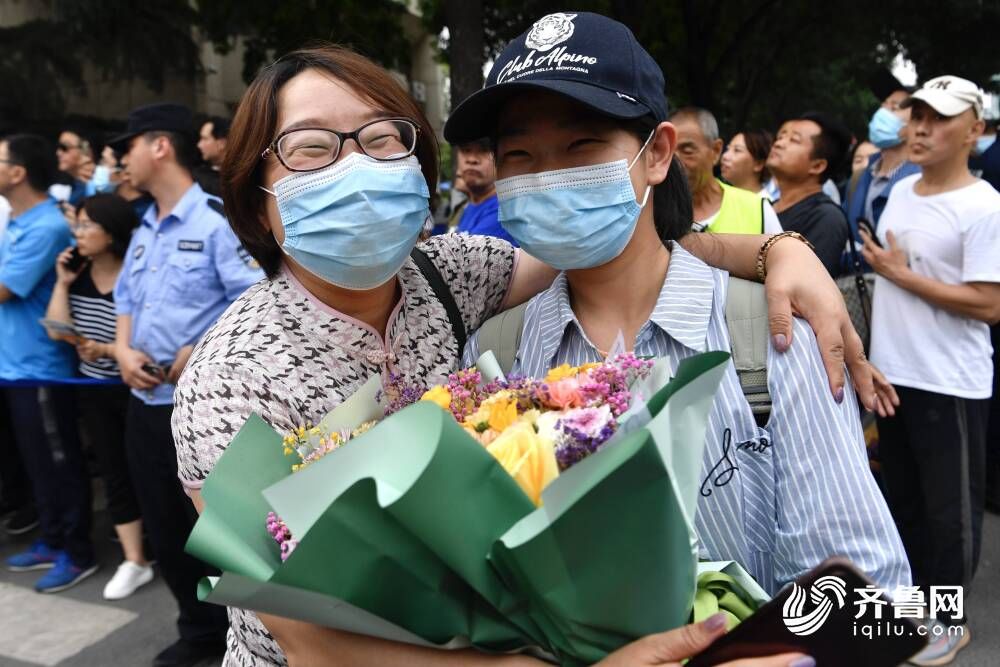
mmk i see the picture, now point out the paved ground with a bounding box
[1,502,997,666]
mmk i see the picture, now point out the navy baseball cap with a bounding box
[108,103,194,152]
[444,12,667,144]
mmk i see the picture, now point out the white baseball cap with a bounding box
[903,75,984,119]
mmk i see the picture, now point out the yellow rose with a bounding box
[544,363,578,383]
[420,385,452,411]
[486,421,559,506]
[486,397,519,433]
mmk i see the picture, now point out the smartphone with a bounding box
[141,363,167,380]
[688,557,928,667]
[857,218,882,248]
[66,247,89,272]
[39,318,86,345]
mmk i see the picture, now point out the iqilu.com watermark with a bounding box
[781,576,965,639]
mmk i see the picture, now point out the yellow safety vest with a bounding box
[705,180,766,235]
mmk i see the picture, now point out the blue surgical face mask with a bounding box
[87,165,115,195]
[495,133,653,270]
[261,153,431,290]
[976,134,996,156]
[868,107,905,149]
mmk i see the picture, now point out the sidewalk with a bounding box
[1,508,998,666]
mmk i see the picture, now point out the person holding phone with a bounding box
[44,193,155,601]
[862,76,1000,666]
[0,134,96,593]
[108,102,265,667]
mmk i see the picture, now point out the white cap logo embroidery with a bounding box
[525,13,577,52]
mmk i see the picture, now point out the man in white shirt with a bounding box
[862,75,1000,666]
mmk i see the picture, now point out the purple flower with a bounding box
[559,406,614,440]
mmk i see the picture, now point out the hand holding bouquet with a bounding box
[187,351,766,665]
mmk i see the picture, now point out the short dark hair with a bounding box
[222,44,438,279]
[796,111,851,182]
[78,194,139,259]
[205,116,230,140]
[59,126,104,159]
[144,130,198,172]
[3,134,58,191]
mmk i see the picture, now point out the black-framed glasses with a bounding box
[0,158,19,165]
[261,118,420,172]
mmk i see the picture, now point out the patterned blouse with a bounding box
[172,233,516,667]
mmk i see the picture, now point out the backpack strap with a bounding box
[410,247,467,356]
[476,301,530,375]
[724,276,772,426]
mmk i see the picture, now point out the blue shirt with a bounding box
[114,183,263,405]
[456,193,518,246]
[0,198,76,380]
[68,179,89,206]
[841,153,920,274]
[464,244,911,596]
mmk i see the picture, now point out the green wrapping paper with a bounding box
[186,351,740,664]
[693,561,772,630]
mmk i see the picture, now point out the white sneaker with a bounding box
[102,561,154,600]
[908,619,971,666]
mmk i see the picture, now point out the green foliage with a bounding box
[422,0,999,142]
[0,1,201,127]
[0,20,83,127]
[52,0,202,91]
[4,0,997,139]
[196,0,413,83]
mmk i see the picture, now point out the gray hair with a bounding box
[670,106,720,144]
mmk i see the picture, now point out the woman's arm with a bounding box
[502,251,558,309]
[44,282,74,339]
[43,247,81,340]
[680,232,873,408]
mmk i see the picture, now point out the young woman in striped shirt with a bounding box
[45,193,154,600]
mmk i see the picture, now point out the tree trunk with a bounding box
[444,0,485,115]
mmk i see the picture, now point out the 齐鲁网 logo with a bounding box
[782,575,848,636]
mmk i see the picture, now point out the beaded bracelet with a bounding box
[755,231,814,283]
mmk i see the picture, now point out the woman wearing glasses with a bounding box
[43,194,155,601]
[171,44,880,667]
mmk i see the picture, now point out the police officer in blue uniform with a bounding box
[109,104,263,667]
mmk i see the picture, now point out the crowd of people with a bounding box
[0,10,997,667]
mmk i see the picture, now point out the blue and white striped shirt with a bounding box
[465,244,910,595]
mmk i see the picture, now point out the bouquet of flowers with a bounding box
[186,351,766,665]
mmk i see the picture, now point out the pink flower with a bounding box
[559,405,614,440]
[545,377,584,409]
